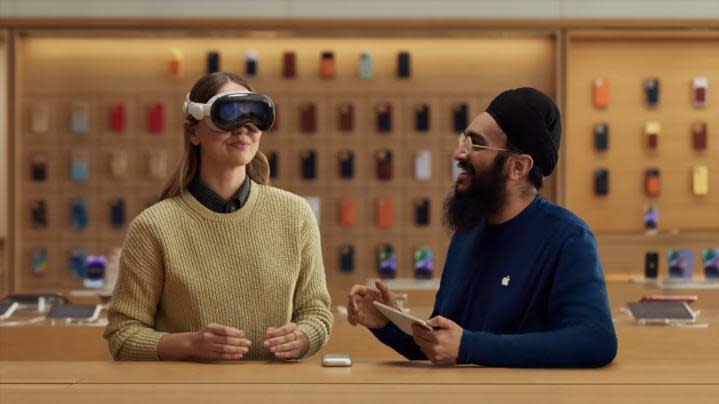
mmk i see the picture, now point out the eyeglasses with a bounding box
[457,132,509,154]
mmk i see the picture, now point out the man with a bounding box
[348,88,617,368]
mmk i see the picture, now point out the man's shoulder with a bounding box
[535,198,594,239]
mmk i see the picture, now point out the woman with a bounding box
[104,72,333,361]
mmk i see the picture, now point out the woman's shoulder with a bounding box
[255,184,310,211]
[129,196,187,230]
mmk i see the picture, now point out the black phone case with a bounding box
[111,198,126,228]
[453,103,469,132]
[415,104,430,132]
[376,104,392,133]
[594,169,609,196]
[31,200,48,229]
[645,78,660,106]
[397,51,411,78]
[340,245,355,273]
[245,58,258,77]
[31,160,47,182]
[301,151,317,180]
[207,51,220,74]
[594,123,609,151]
[268,152,279,178]
[645,252,659,279]
[339,151,355,179]
[415,198,430,226]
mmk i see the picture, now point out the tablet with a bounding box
[46,304,102,321]
[372,301,432,335]
[0,301,19,320]
[627,301,696,324]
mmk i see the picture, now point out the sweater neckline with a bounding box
[180,180,261,223]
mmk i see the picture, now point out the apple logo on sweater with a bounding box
[501,276,510,286]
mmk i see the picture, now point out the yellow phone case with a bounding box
[692,165,709,196]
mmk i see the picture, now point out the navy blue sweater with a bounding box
[371,197,617,368]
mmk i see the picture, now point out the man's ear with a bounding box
[185,120,200,145]
[508,154,534,180]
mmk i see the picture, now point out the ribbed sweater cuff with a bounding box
[297,322,326,358]
[117,329,168,361]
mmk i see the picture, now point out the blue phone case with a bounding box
[71,198,89,230]
[359,52,374,79]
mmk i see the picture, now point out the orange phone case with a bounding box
[340,197,356,227]
[645,169,661,197]
[376,197,394,229]
[593,78,609,109]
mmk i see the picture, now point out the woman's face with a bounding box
[188,81,262,170]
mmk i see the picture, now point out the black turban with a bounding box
[485,87,561,176]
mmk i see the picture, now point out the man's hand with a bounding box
[411,316,463,365]
[347,279,396,329]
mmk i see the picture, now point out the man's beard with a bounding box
[443,153,509,233]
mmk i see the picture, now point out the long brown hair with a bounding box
[160,72,270,200]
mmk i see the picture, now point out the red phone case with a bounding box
[110,103,126,133]
[338,103,354,132]
[283,52,296,78]
[300,103,317,133]
[692,122,707,150]
[148,103,165,134]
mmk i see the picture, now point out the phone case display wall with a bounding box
[565,31,719,234]
[1,32,8,296]
[10,32,557,292]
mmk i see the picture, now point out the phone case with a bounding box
[692,165,709,196]
[376,197,394,229]
[283,51,296,78]
[692,77,708,108]
[71,102,89,134]
[338,103,354,132]
[31,105,50,134]
[31,247,49,277]
[397,51,411,78]
[168,48,184,78]
[245,50,258,77]
[668,249,695,278]
[643,204,659,231]
[594,169,609,196]
[300,103,317,133]
[70,153,89,182]
[303,196,321,224]
[703,248,719,279]
[110,151,129,178]
[377,244,397,278]
[31,200,48,229]
[301,150,317,180]
[415,198,430,226]
[414,247,434,279]
[415,150,431,182]
[110,103,126,133]
[338,150,354,179]
[692,122,707,150]
[147,151,168,180]
[645,78,660,106]
[110,198,126,228]
[359,52,374,80]
[594,123,609,151]
[452,103,469,132]
[207,51,220,73]
[645,121,660,149]
[31,154,48,182]
[339,197,356,227]
[320,51,335,79]
[592,78,609,109]
[268,151,279,179]
[376,103,392,133]
[645,168,661,197]
[376,150,393,180]
[340,245,355,272]
[148,103,165,134]
[415,104,430,132]
[71,198,89,230]
[70,249,87,278]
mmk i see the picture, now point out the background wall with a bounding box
[2,0,719,19]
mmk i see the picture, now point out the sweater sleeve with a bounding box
[457,229,618,368]
[103,216,168,360]
[370,322,427,360]
[293,202,333,358]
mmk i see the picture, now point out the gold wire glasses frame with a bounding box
[457,132,510,154]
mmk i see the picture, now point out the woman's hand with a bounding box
[264,322,309,359]
[188,323,252,361]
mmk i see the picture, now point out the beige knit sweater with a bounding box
[103,182,333,360]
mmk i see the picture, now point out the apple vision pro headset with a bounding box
[183,91,275,132]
